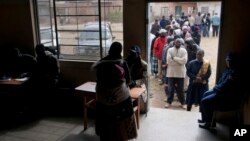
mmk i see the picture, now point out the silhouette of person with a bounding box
[125,45,148,113]
[35,44,60,85]
[199,52,242,129]
[92,42,137,141]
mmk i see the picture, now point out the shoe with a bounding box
[199,122,211,129]
[199,122,216,129]
[181,104,187,109]
[164,103,171,108]
[197,119,205,123]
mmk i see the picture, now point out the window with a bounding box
[187,7,194,14]
[201,6,209,14]
[160,7,169,16]
[36,0,123,61]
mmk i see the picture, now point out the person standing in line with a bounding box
[191,26,201,45]
[150,19,161,36]
[165,38,187,109]
[150,32,159,77]
[160,16,168,29]
[211,13,220,37]
[153,29,168,82]
[188,14,195,31]
[92,42,137,141]
[183,37,201,94]
[194,12,202,33]
[186,49,211,111]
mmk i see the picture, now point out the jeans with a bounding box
[202,25,209,37]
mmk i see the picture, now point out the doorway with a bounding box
[147,1,222,111]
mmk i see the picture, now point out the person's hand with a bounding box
[195,77,203,83]
[162,64,167,68]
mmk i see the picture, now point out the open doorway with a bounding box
[147,1,222,111]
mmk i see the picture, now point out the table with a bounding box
[0,77,29,85]
[0,77,30,116]
[75,81,145,130]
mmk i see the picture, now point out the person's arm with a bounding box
[172,48,188,65]
[153,38,159,57]
[123,60,131,86]
[186,61,196,80]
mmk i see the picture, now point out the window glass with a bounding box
[37,0,123,61]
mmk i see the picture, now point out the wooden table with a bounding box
[0,77,29,85]
[75,81,145,130]
[0,77,30,115]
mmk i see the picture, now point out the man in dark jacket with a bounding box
[199,52,242,129]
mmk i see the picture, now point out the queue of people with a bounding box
[148,13,244,132]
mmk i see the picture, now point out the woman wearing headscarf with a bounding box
[92,42,137,141]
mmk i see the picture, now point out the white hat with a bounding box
[182,25,188,30]
[159,29,167,34]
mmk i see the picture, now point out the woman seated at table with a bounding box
[91,42,137,141]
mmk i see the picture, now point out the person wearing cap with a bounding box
[125,45,148,113]
[153,28,168,82]
[180,25,191,40]
[199,52,242,129]
[125,45,147,88]
[165,38,187,109]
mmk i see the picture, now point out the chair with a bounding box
[132,98,140,129]
[210,104,243,132]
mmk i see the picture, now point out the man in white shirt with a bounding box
[165,38,188,109]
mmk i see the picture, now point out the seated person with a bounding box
[34,44,60,86]
[125,45,147,88]
[125,45,148,113]
[199,52,242,129]
[0,47,36,79]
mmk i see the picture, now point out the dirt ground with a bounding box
[149,36,219,112]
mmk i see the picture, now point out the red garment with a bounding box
[153,36,167,60]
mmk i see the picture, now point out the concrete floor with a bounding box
[0,108,230,141]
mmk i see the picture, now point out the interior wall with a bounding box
[0,0,35,55]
